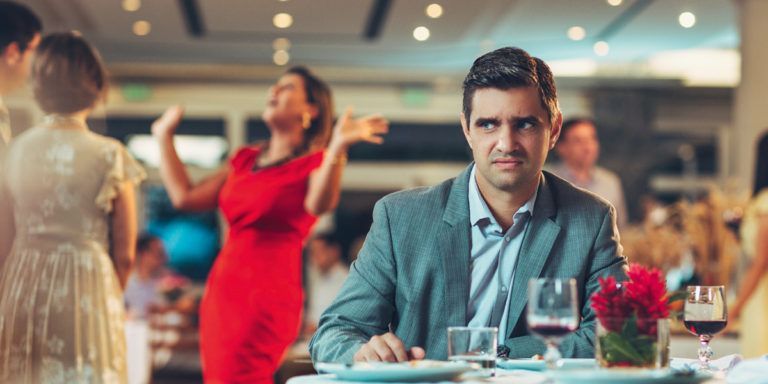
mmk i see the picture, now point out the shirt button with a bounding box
[501,286,507,292]
[505,236,511,242]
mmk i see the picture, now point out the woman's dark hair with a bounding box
[754,131,768,196]
[32,32,108,114]
[286,66,334,151]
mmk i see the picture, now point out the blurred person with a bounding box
[551,118,628,229]
[0,0,42,147]
[730,131,768,357]
[309,47,626,363]
[151,66,388,383]
[124,233,170,320]
[0,0,42,264]
[304,234,348,334]
[0,32,145,382]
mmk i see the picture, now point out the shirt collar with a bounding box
[468,165,538,228]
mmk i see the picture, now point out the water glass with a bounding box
[447,326,497,377]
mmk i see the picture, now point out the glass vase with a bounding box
[595,318,670,369]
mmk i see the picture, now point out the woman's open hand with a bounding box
[152,105,185,139]
[328,107,389,153]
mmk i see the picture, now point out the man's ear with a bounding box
[460,112,473,149]
[1,42,22,66]
[549,112,563,150]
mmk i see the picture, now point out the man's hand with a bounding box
[353,332,426,362]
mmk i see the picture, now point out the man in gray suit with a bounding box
[309,47,627,363]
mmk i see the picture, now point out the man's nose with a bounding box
[496,126,517,152]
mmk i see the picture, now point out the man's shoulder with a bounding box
[379,177,456,209]
[593,166,622,184]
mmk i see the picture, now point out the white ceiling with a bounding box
[20,0,739,84]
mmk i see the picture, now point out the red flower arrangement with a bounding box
[591,264,679,368]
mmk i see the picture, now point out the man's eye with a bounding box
[518,121,535,130]
[481,121,496,130]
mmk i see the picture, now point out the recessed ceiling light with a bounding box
[413,26,430,42]
[122,0,140,12]
[273,13,293,29]
[272,38,291,51]
[273,50,290,66]
[426,3,443,18]
[593,41,610,56]
[679,12,696,28]
[133,20,151,36]
[607,0,622,6]
[567,26,586,41]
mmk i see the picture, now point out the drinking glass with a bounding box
[447,327,497,377]
[683,285,727,371]
[527,278,579,369]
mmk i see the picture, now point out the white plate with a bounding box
[547,368,714,384]
[315,360,476,382]
[497,358,596,371]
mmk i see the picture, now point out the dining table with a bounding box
[286,357,737,384]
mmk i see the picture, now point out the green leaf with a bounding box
[600,333,645,364]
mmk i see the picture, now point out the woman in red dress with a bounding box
[151,66,388,383]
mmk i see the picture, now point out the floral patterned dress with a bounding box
[0,116,145,383]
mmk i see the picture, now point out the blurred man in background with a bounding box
[304,233,348,335]
[551,118,628,229]
[0,0,42,147]
[0,1,42,264]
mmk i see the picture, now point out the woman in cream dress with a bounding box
[0,33,144,382]
[731,132,768,358]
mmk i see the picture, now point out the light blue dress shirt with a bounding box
[466,166,537,343]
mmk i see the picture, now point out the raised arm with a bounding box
[0,183,14,268]
[304,107,388,216]
[152,106,228,212]
[730,214,768,319]
[110,180,138,289]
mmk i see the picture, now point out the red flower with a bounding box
[591,264,671,335]
[591,276,630,332]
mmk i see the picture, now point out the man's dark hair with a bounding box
[559,117,596,143]
[462,47,559,125]
[312,232,341,247]
[0,1,42,52]
[136,233,159,255]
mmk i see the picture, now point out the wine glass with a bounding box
[683,285,727,371]
[527,278,579,369]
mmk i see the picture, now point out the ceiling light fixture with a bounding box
[132,20,151,36]
[272,38,291,51]
[607,0,622,6]
[122,0,140,12]
[273,50,290,66]
[413,26,430,42]
[273,13,293,29]
[593,41,610,56]
[679,12,696,28]
[567,26,586,41]
[426,3,443,18]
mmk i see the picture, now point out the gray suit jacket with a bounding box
[309,165,627,363]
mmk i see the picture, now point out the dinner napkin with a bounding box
[670,354,743,372]
[727,355,768,384]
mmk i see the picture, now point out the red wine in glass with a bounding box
[684,320,727,336]
[529,324,578,339]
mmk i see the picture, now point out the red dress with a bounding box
[200,147,323,383]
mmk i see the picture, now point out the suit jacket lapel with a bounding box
[504,174,561,338]
[439,165,473,327]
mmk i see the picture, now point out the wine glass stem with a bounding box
[544,341,562,369]
[698,334,713,370]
